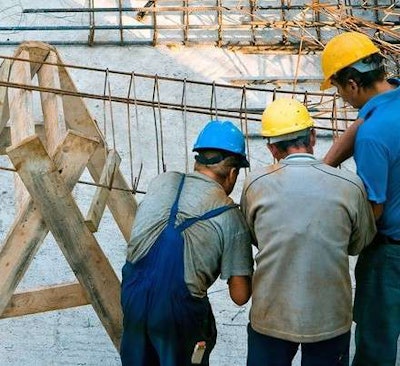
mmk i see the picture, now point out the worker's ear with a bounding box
[229,166,239,181]
[343,78,362,97]
[267,143,280,160]
[347,78,359,91]
[223,167,239,195]
[310,129,316,147]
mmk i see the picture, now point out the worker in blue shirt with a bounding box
[321,31,400,366]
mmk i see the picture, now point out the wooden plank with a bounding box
[0,124,45,155]
[16,41,53,78]
[37,50,66,155]
[57,61,100,139]
[0,59,11,135]
[85,150,121,232]
[1,283,90,319]
[88,149,137,242]
[8,49,35,215]
[0,131,98,318]
[57,58,137,241]
[7,136,123,349]
[8,50,35,141]
[0,126,10,155]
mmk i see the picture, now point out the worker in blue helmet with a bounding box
[193,120,250,169]
[120,120,253,365]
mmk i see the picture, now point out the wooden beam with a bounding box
[57,61,100,139]
[16,41,54,78]
[57,58,137,241]
[38,50,67,155]
[7,135,123,349]
[0,124,45,155]
[0,59,11,135]
[88,149,137,242]
[0,131,98,318]
[1,283,90,319]
[0,126,10,155]
[85,149,121,232]
[8,49,35,215]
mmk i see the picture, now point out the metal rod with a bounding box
[0,41,152,46]
[0,53,395,98]
[183,0,189,45]
[0,53,328,93]
[249,0,256,45]
[0,79,355,124]
[22,6,227,14]
[0,166,146,194]
[23,7,156,13]
[88,0,95,46]
[217,0,222,47]
[2,19,396,32]
[0,25,154,31]
[22,4,400,13]
[118,0,124,44]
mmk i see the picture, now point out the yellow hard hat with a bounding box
[261,98,314,142]
[320,32,380,90]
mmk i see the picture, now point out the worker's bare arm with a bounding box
[324,118,363,167]
[371,202,384,220]
[228,275,252,306]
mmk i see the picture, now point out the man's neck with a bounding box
[360,79,396,107]
[280,146,313,160]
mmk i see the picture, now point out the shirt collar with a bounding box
[358,78,400,119]
[283,153,317,162]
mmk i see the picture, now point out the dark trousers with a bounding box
[352,243,400,366]
[247,324,350,366]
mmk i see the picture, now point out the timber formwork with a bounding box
[0,41,137,350]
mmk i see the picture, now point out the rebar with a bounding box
[2,2,398,48]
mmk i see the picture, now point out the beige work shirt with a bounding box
[240,154,376,342]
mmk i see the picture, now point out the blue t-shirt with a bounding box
[355,78,400,239]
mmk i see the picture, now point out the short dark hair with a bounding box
[194,149,247,169]
[194,149,242,179]
[273,130,311,152]
[331,53,386,89]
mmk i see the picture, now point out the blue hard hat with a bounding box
[193,120,249,167]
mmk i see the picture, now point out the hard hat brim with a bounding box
[238,156,250,168]
[265,127,312,144]
[320,78,333,91]
[195,150,250,168]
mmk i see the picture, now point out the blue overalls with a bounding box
[120,174,235,366]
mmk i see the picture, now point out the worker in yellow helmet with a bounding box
[240,98,376,366]
[321,32,400,366]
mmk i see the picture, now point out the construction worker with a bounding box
[240,98,376,366]
[120,120,254,366]
[321,31,400,365]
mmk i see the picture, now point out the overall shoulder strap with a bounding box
[176,203,238,232]
[168,173,186,225]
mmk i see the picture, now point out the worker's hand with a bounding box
[228,275,252,305]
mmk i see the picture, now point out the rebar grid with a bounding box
[0,0,398,52]
[0,52,356,194]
